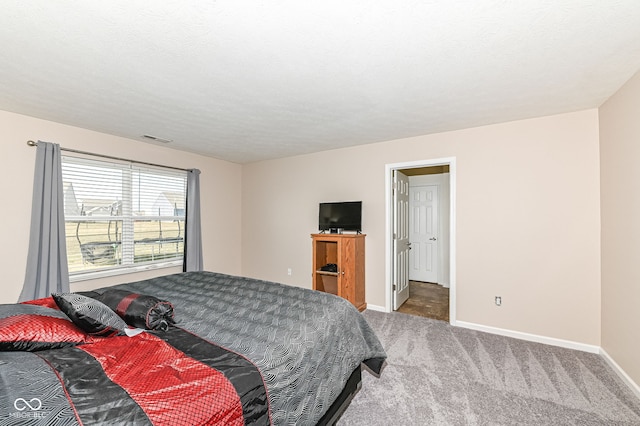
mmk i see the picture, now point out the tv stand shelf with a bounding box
[311,233,366,311]
[315,270,339,277]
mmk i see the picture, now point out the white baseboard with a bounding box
[455,320,600,354]
[365,304,387,313]
[600,348,640,400]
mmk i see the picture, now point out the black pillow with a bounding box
[52,293,128,337]
[93,289,175,331]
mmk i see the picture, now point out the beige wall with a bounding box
[0,109,242,304]
[599,70,640,385]
[242,110,602,345]
[1,106,605,347]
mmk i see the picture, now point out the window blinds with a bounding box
[61,155,187,276]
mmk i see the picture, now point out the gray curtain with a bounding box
[19,141,70,301]
[183,168,203,272]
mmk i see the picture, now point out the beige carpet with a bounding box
[338,310,640,425]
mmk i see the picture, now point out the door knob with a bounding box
[429,237,437,241]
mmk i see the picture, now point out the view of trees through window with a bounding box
[61,156,187,275]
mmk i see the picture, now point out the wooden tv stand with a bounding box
[311,233,366,311]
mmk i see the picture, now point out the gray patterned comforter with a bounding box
[110,271,386,425]
[0,271,386,425]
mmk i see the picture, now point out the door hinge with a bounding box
[392,284,397,291]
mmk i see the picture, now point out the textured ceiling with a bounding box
[1,1,640,164]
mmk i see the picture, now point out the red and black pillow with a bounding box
[0,304,95,351]
[4,289,175,353]
[91,289,175,331]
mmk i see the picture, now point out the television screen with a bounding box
[319,201,362,232]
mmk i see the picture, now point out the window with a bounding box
[62,155,187,278]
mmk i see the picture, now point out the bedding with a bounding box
[0,271,386,425]
[91,289,175,331]
[21,296,60,310]
[52,293,129,337]
[0,327,268,425]
[0,304,95,351]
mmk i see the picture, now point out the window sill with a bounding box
[69,260,182,283]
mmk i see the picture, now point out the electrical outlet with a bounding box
[495,296,502,306]
[287,268,292,276]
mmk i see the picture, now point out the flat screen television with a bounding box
[319,201,362,233]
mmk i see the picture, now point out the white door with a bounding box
[409,184,439,283]
[393,170,410,310]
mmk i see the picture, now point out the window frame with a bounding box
[61,154,187,281]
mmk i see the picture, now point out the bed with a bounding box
[0,271,386,425]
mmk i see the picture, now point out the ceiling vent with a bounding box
[142,134,173,143]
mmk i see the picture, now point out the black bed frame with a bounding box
[316,366,362,425]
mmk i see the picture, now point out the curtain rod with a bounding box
[27,140,190,172]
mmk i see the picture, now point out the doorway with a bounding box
[385,158,456,325]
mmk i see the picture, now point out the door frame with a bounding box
[384,157,457,325]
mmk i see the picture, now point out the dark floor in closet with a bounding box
[397,280,449,322]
